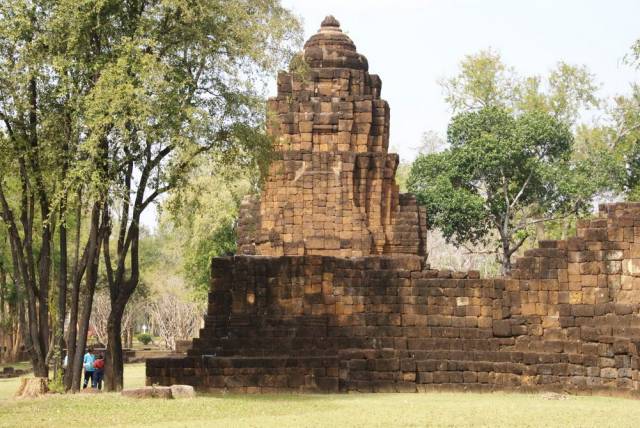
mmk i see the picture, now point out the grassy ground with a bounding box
[0,361,32,371]
[1,364,639,428]
[0,362,144,403]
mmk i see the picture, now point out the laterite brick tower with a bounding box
[148,18,640,396]
[237,16,428,258]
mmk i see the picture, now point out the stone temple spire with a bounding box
[320,15,340,28]
[236,17,427,257]
[303,16,368,71]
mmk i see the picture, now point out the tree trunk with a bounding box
[63,192,83,390]
[54,132,69,380]
[562,218,570,240]
[68,202,101,391]
[9,242,48,378]
[24,309,47,376]
[13,301,26,362]
[29,75,53,377]
[54,208,67,379]
[64,270,80,390]
[501,239,512,276]
[70,268,98,391]
[104,208,141,392]
[105,301,126,391]
[15,377,49,398]
[128,325,134,348]
[22,267,48,378]
[0,186,49,378]
[0,263,7,363]
[0,260,5,315]
[535,221,545,242]
[11,315,22,363]
[37,223,51,372]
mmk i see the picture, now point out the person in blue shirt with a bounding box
[82,347,96,389]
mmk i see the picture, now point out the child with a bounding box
[93,354,105,390]
[82,347,95,389]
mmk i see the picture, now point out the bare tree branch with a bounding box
[148,294,203,351]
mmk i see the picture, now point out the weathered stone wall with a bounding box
[147,203,640,396]
[147,18,640,396]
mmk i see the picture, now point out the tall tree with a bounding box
[1,0,301,391]
[431,48,606,245]
[0,1,61,377]
[608,41,640,199]
[78,0,300,391]
[0,0,116,387]
[439,49,600,124]
[408,107,580,274]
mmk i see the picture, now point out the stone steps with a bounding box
[147,355,339,392]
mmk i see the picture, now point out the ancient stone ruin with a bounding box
[236,15,427,258]
[147,17,640,396]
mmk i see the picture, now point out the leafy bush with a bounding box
[137,333,152,345]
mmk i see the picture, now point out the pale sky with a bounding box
[280,0,640,161]
[143,0,640,229]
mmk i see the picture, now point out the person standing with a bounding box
[82,348,96,389]
[93,353,105,390]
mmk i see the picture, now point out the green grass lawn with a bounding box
[1,364,639,427]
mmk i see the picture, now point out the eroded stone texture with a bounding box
[236,16,427,258]
[147,18,640,397]
[122,386,173,399]
[148,203,640,396]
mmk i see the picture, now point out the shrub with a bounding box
[137,333,152,345]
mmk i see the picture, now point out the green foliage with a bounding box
[409,151,489,245]
[183,219,236,296]
[440,49,600,126]
[161,156,257,297]
[0,0,302,382]
[610,85,640,199]
[48,369,65,394]
[439,49,518,112]
[409,107,584,272]
[625,39,640,69]
[605,37,640,200]
[136,333,152,346]
[395,162,411,193]
[77,0,301,199]
[543,63,600,125]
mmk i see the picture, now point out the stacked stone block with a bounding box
[148,203,640,395]
[147,17,640,396]
[236,16,427,258]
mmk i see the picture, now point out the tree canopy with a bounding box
[408,107,579,273]
[439,49,600,126]
[412,47,619,272]
[0,0,301,391]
